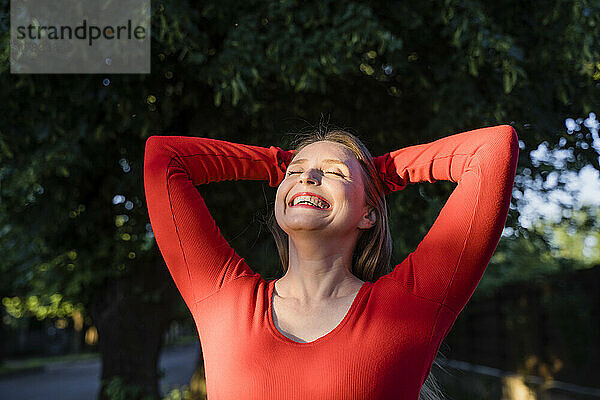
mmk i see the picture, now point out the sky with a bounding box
[514,112,600,230]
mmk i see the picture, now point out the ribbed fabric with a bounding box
[143,125,519,399]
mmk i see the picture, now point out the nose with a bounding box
[298,169,320,185]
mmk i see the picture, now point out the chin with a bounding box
[277,218,323,234]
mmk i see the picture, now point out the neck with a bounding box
[275,233,364,305]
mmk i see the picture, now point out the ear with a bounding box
[358,207,377,230]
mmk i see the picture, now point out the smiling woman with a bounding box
[143,124,519,400]
[270,130,391,286]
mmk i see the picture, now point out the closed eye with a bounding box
[287,170,345,177]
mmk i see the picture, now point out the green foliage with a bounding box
[546,206,600,265]
[103,379,195,400]
[1,0,598,318]
[202,1,403,108]
[479,230,563,294]
[162,386,193,400]
[0,0,597,311]
[476,205,600,295]
[2,293,83,320]
[102,376,155,400]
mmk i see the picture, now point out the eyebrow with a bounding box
[288,158,349,169]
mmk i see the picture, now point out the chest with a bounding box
[195,279,444,399]
[271,294,357,343]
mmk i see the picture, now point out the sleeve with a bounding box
[143,135,295,310]
[373,125,519,314]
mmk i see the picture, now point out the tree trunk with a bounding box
[90,273,176,400]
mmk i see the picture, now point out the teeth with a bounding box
[292,195,329,209]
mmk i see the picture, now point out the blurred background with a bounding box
[1,0,599,399]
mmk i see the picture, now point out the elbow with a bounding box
[495,125,520,160]
[144,135,173,177]
[144,135,165,157]
[497,124,519,144]
[144,135,173,164]
[495,125,520,179]
[143,135,189,183]
[477,125,519,176]
[144,136,159,171]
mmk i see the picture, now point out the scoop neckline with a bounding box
[267,278,369,346]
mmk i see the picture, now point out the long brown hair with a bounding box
[268,127,392,282]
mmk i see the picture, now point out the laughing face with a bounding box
[274,140,375,237]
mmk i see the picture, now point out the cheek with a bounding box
[276,180,289,199]
[341,185,366,213]
[274,184,288,213]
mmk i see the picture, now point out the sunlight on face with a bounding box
[274,141,372,237]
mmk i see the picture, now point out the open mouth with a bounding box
[288,193,331,209]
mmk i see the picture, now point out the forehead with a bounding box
[294,141,355,162]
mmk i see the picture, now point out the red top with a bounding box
[143,125,519,399]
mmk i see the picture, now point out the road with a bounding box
[0,342,200,400]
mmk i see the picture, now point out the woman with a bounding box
[143,124,519,399]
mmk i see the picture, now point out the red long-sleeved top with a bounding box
[143,125,519,399]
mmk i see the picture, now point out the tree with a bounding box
[1,0,599,398]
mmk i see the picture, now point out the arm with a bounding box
[373,125,519,314]
[143,135,294,310]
